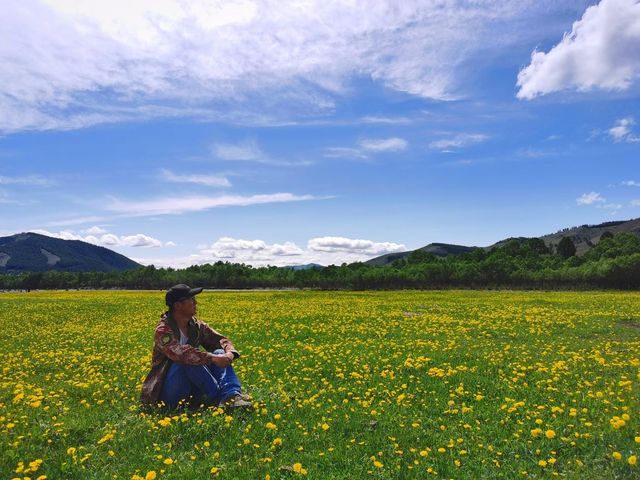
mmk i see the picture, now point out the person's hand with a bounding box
[210,353,231,368]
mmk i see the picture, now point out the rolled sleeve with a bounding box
[199,321,240,359]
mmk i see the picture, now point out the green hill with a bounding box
[366,217,640,266]
[0,232,141,273]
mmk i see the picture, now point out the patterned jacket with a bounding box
[140,312,239,406]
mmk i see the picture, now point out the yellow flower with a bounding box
[538,460,547,467]
[373,461,384,468]
[265,422,277,430]
[635,436,640,444]
[145,471,157,480]
[292,463,307,474]
[210,466,219,473]
[163,458,174,465]
[97,433,114,444]
[419,450,428,457]
[67,447,76,456]
[545,430,556,439]
[612,451,622,461]
[272,438,282,447]
[628,455,637,466]
[530,428,542,437]
[321,423,330,431]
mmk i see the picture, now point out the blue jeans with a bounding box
[159,349,242,409]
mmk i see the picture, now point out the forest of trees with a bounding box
[2,232,640,291]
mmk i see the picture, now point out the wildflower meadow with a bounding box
[1,290,638,479]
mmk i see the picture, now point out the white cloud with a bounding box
[106,192,319,216]
[160,169,231,187]
[517,0,640,99]
[608,117,640,143]
[1,0,558,133]
[325,137,408,160]
[576,192,606,205]
[84,225,108,235]
[213,141,264,162]
[30,227,170,248]
[323,147,369,160]
[121,234,163,248]
[308,236,406,255]
[212,141,312,167]
[200,237,304,261]
[358,137,408,152]
[596,202,622,211]
[622,180,640,187]
[138,234,407,267]
[360,116,412,125]
[429,133,489,150]
[631,199,640,206]
[0,174,51,186]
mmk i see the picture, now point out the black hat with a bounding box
[165,284,203,306]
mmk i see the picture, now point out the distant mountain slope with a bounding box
[365,243,478,266]
[285,263,324,271]
[366,218,640,266]
[538,218,640,255]
[0,232,141,273]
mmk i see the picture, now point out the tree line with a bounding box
[2,232,640,290]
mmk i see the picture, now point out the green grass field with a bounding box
[1,290,639,479]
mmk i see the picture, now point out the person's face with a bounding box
[174,296,197,316]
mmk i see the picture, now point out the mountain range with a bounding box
[366,217,640,266]
[1,217,639,273]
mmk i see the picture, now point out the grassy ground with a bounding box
[0,290,639,479]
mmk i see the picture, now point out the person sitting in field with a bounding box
[140,284,251,409]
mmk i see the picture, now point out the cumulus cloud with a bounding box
[160,169,231,187]
[106,192,318,216]
[608,117,640,143]
[429,133,489,151]
[84,225,108,235]
[622,180,640,187]
[199,237,304,261]
[1,0,558,133]
[31,226,171,248]
[139,234,407,267]
[517,0,640,99]
[307,236,406,255]
[576,192,605,205]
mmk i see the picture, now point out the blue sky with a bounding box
[1,0,639,267]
